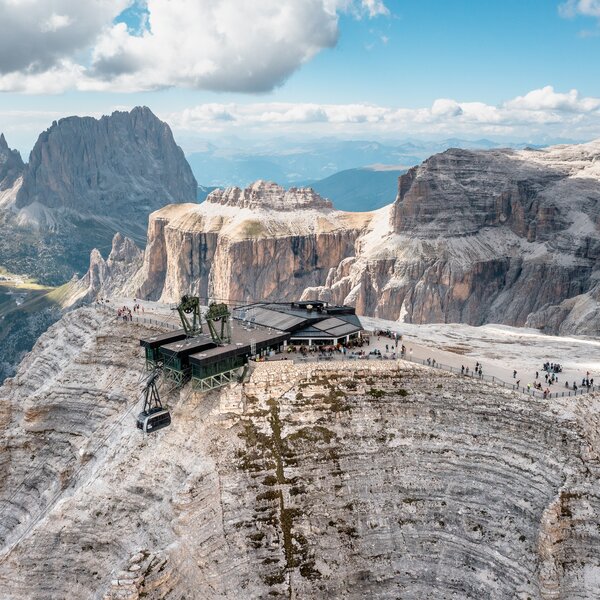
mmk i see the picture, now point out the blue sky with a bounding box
[1,0,600,154]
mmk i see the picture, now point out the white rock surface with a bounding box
[0,309,599,598]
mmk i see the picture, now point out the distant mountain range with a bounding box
[304,167,405,212]
[190,137,546,212]
[187,137,545,190]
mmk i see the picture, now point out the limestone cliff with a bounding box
[317,142,600,332]
[132,181,371,303]
[0,310,599,598]
[66,232,143,306]
[131,141,600,335]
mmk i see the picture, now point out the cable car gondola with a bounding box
[136,406,171,433]
[136,370,171,434]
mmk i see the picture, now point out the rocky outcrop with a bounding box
[131,141,600,335]
[0,107,197,285]
[67,233,143,305]
[313,142,600,332]
[0,315,599,598]
[0,134,24,210]
[207,180,333,210]
[0,134,24,192]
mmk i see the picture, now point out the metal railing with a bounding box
[94,303,180,330]
[275,349,596,400]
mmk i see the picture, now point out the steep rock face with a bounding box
[0,133,24,192]
[16,107,197,223]
[67,233,143,305]
[0,107,196,285]
[0,134,24,210]
[0,317,599,599]
[309,142,600,333]
[134,185,371,302]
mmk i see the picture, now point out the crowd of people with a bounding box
[117,306,133,321]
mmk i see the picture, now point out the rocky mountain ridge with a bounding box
[0,107,197,284]
[112,140,600,335]
[206,179,333,211]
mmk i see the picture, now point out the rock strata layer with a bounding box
[0,313,599,598]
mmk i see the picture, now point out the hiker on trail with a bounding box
[513,370,517,378]
[461,365,465,374]
[516,380,520,387]
[565,381,569,388]
[536,371,539,379]
[527,383,531,392]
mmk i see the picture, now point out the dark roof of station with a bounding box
[232,301,362,339]
[139,329,187,349]
[190,325,290,367]
[159,334,217,358]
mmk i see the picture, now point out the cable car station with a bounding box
[136,296,362,433]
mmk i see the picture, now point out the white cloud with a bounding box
[0,1,128,76]
[431,99,463,117]
[164,86,600,140]
[40,13,74,33]
[505,86,600,113]
[559,0,600,18]
[0,0,389,94]
[359,0,390,18]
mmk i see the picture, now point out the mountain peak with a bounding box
[15,107,197,217]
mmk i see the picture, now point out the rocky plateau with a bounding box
[0,308,599,598]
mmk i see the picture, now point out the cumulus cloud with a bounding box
[0,1,128,75]
[164,86,600,139]
[505,86,600,112]
[0,0,389,93]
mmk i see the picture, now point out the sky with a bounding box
[1,0,600,156]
